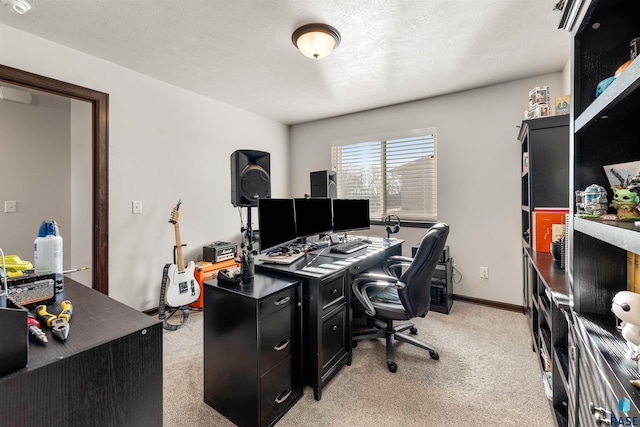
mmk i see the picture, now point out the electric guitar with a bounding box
[165,200,200,307]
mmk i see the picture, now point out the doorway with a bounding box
[0,64,109,295]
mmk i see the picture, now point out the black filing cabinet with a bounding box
[204,274,303,427]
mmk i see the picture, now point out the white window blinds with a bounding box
[331,132,437,221]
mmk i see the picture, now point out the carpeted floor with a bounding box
[162,301,553,426]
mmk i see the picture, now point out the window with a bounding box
[331,130,437,222]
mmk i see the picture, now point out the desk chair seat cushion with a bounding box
[366,286,412,321]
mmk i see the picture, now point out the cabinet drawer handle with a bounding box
[275,389,292,404]
[275,296,290,306]
[274,339,290,351]
[331,325,338,331]
[330,288,338,294]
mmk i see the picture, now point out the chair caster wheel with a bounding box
[387,362,398,373]
[352,341,358,348]
[430,351,439,360]
[409,326,418,335]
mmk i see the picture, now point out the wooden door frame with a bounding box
[0,64,109,295]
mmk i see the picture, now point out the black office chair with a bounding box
[351,223,449,372]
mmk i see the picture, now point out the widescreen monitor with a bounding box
[258,198,297,252]
[332,199,370,233]
[294,198,333,239]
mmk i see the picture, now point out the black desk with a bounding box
[0,279,163,427]
[256,237,403,400]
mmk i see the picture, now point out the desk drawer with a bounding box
[260,286,296,319]
[321,275,345,314]
[321,306,346,374]
[260,304,296,373]
[260,353,300,427]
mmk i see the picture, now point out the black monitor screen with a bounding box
[332,199,370,232]
[294,198,333,239]
[258,198,297,252]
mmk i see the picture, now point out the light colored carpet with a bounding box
[161,301,553,426]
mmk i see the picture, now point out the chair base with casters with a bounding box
[352,316,439,373]
[350,222,449,373]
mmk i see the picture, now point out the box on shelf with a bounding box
[529,86,550,109]
[532,208,569,253]
[555,95,570,115]
[522,152,529,173]
[526,103,551,119]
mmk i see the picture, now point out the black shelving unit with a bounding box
[570,1,640,425]
[412,245,453,314]
[518,115,570,427]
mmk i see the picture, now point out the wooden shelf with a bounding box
[574,217,640,254]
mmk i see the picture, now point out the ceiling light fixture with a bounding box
[292,23,341,59]
[1,0,31,14]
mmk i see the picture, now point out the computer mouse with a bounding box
[362,239,372,244]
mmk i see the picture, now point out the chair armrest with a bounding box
[384,255,414,277]
[352,272,406,316]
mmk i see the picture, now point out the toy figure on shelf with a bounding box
[611,187,639,218]
[575,184,608,217]
[612,291,640,372]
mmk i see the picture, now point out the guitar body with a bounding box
[165,260,200,307]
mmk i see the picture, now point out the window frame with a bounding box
[331,127,437,225]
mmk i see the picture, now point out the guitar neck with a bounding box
[173,222,185,272]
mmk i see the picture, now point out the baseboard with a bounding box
[144,307,158,316]
[453,294,524,313]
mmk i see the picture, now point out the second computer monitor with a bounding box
[294,198,333,239]
[332,199,370,232]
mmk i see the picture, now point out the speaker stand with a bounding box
[241,207,255,282]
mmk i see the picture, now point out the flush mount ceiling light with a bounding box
[292,23,341,59]
[1,0,31,14]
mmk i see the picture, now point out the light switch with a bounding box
[4,200,16,213]
[132,201,142,214]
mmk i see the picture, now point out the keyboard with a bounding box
[330,240,369,254]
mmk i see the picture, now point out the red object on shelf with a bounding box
[532,208,569,253]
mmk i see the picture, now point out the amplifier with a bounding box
[203,241,238,263]
[7,272,57,307]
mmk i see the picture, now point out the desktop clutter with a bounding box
[0,220,76,377]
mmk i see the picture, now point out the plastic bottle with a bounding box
[34,221,63,275]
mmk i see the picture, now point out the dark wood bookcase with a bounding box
[569,0,640,425]
[518,115,570,427]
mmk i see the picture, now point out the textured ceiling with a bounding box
[0,0,572,125]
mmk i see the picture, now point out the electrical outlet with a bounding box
[4,200,16,213]
[480,266,489,279]
[132,201,142,214]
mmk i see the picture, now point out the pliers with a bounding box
[35,300,73,341]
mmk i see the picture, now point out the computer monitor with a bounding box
[257,198,297,252]
[294,198,333,239]
[332,199,370,232]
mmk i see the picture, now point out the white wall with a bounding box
[290,73,565,306]
[0,88,71,268]
[1,24,290,311]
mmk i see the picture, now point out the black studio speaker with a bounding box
[230,150,271,207]
[310,170,337,198]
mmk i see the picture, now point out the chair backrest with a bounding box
[398,223,449,317]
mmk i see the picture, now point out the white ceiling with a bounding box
[0,0,572,125]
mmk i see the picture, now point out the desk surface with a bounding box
[256,237,403,278]
[3,279,161,378]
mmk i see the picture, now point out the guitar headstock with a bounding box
[169,200,182,224]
